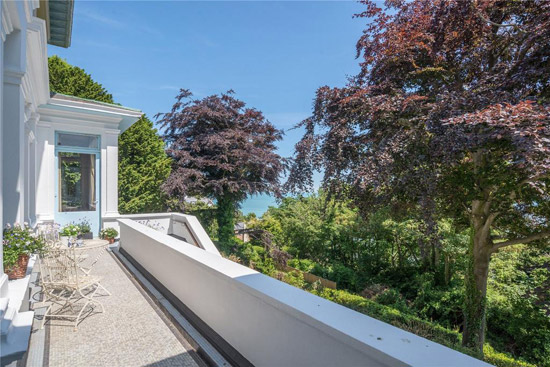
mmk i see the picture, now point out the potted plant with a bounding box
[100,228,118,244]
[59,224,80,246]
[3,223,46,280]
[77,219,93,240]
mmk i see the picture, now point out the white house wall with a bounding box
[1,0,45,299]
[35,110,123,227]
[2,0,48,228]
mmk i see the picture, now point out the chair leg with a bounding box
[40,305,52,330]
[74,298,93,331]
[97,282,111,296]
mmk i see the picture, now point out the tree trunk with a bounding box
[462,200,493,354]
[444,253,451,286]
[216,194,236,251]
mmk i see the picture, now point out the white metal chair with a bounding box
[39,247,107,330]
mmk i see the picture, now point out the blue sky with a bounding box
[49,1,366,216]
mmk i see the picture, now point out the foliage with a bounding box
[118,116,171,214]
[48,55,114,103]
[158,89,286,245]
[245,191,548,365]
[100,228,118,240]
[60,224,81,237]
[78,219,91,234]
[312,288,534,367]
[3,223,46,269]
[185,200,218,240]
[286,0,550,353]
[486,246,550,365]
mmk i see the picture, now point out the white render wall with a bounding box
[1,0,47,293]
[119,218,492,367]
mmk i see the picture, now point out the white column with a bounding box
[0,1,6,293]
[3,28,26,227]
[101,130,120,221]
[35,121,55,223]
[25,113,38,225]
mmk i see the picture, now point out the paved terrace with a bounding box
[25,246,208,367]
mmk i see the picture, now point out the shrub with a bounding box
[78,219,91,234]
[282,271,306,289]
[311,288,534,367]
[100,227,118,239]
[60,224,80,237]
[3,223,46,269]
[287,258,316,272]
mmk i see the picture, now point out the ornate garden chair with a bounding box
[39,247,106,330]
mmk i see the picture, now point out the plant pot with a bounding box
[79,232,93,240]
[6,254,29,280]
[106,237,115,244]
[60,236,69,246]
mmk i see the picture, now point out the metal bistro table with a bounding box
[72,239,111,276]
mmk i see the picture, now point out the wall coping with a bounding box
[118,218,491,367]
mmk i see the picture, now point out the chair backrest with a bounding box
[40,247,80,289]
[37,223,60,247]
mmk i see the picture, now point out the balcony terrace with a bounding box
[14,214,492,367]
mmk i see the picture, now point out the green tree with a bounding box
[118,116,171,214]
[48,55,114,103]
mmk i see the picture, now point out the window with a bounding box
[58,152,97,212]
[57,133,99,149]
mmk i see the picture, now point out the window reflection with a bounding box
[58,152,96,212]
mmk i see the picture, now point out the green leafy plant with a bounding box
[60,224,81,237]
[3,223,46,269]
[100,228,118,240]
[78,219,91,234]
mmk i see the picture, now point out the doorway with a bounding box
[54,132,101,236]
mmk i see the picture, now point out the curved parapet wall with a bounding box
[117,218,492,367]
[104,213,221,256]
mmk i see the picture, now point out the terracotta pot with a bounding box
[107,237,115,244]
[6,254,30,280]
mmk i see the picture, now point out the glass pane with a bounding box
[57,133,99,149]
[58,152,96,212]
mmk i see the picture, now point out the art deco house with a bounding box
[1,1,491,366]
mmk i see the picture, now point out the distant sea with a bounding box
[241,194,277,217]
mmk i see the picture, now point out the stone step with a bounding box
[1,306,17,336]
[0,298,8,318]
[1,310,34,361]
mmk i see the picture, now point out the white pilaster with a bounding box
[102,129,121,219]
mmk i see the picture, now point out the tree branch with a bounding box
[477,11,527,34]
[492,231,550,251]
[518,174,548,187]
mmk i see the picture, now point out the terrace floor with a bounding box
[26,244,207,367]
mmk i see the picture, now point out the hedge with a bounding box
[308,287,535,367]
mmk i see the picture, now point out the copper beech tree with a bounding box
[158,90,285,248]
[287,0,550,353]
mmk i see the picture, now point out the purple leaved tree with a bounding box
[157,90,286,249]
[287,0,550,353]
